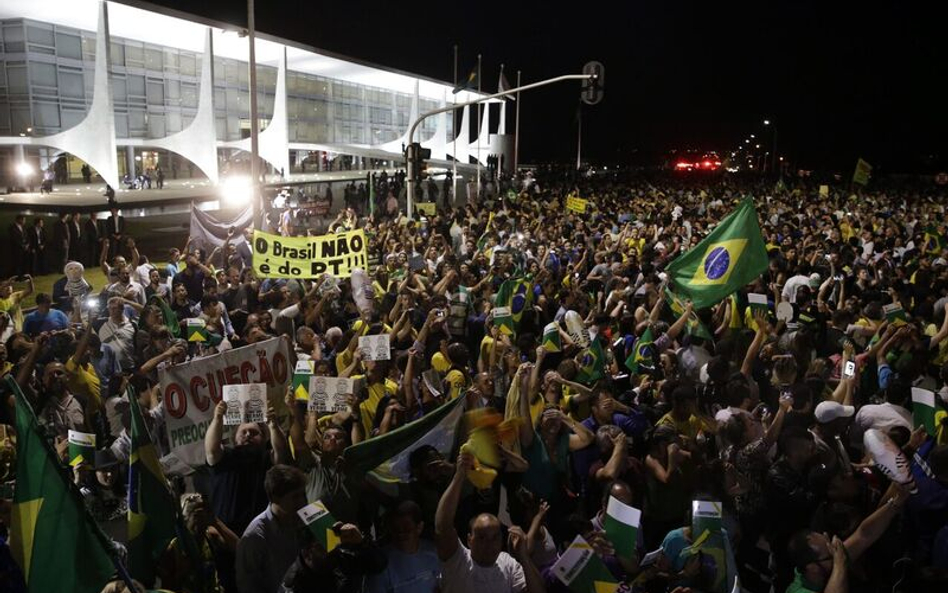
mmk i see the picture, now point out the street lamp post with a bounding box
[405,72,597,219]
[764,119,778,175]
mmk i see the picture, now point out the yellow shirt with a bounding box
[431,352,451,373]
[0,292,25,331]
[657,412,711,441]
[65,356,101,408]
[445,369,468,401]
[352,375,398,436]
[352,320,393,337]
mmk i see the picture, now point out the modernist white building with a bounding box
[0,0,513,190]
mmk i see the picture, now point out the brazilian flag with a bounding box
[924,225,946,254]
[664,288,713,340]
[476,212,495,253]
[494,277,533,336]
[145,295,181,339]
[576,338,606,385]
[625,328,655,374]
[542,322,562,352]
[667,199,768,310]
[6,376,117,593]
[453,65,479,94]
[127,388,194,587]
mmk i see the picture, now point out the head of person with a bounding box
[779,425,817,467]
[107,296,125,320]
[320,426,349,457]
[34,292,52,313]
[409,445,452,486]
[181,492,213,535]
[296,326,316,351]
[42,361,68,397]
[0,280,13,299]
[264,464,307,519]
[600,479,635,516]
[474,371,494,396]
[671,383,697,417]
[387,500,424,554]
[234,422,265,448]
[467,513,504,567]
[539,405,564,436]
[788,530,837,590]
[590,388,617,423]
[813,401,855,437]
[172,281,188,302]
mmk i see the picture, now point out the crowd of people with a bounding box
[1,169,947,593]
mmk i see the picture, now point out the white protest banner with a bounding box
[359,334,391,361]
[308,376,358,414]
[159,336,291,468]
[222,383,268,425]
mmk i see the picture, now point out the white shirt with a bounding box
[441,539,526,593]
[781,275,811,303]
[851,403,912,449]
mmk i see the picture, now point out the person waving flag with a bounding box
[666,199,768,310]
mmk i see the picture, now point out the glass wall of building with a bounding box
[0,17,449,146]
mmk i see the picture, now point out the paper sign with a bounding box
[747,293,768,314]
[68,430,96,467]
[359,334,391,361]
[298,500,341,552]
[308,376,357,414]
[222,383,268,426]
[415,202,436,216]
[692,500,723,540]
[883,303,906,325]
[187,318,208,342]
[819,185,829,197]
[566,196,588,214]
[294,360,315,402]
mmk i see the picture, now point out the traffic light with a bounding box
[408,142,431,181]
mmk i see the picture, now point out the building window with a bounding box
[55,32,82,60]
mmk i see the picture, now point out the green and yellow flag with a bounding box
[665,288,713,340]
[853,158,872,186]
[127,389,178,585]
[494,277,533,336]
[667,199,768,310]
[542,322,562,352]
[298,500,341,552]
[576,338,606,385]
[924,225,946,255]
[146,296,181,339]
[625,328,654,374]
[6,376,116,593]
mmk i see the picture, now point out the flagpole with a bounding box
[514,70,521,173]
[476,53,482,203]
[452,44,458,206]
[576,100,582,171]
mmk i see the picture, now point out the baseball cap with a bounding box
[808,273,821,288]
[814,401,855,423]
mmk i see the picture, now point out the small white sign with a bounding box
[222,383,268,425]
[359,334,391,361]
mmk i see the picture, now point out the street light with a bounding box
[763,120,770,126]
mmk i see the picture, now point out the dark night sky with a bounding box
[148,0,947,173]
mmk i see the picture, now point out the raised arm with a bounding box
[435,450,472,561]
[205,400,227,466]
[665,299,694,342]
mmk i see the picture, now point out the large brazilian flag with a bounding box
[667,199,768,310]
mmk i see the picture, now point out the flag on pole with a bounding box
[551,536,621,593]
[498,71,516,101]
[911,387,938,435]
[625,328,654,374]
[7,376,116,593]
[666,199,768,310]
[368,173,375,218]
[853,158,872,186]
[453,65,478,94]
[127,388,180,585]
[602,496,642,563]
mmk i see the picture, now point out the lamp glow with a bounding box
[15,162,34,177]
[219,175,254,206]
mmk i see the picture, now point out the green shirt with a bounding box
[786,570,821,593]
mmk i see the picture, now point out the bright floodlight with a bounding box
[15,162,34,177]
[763,119,771,125]
[220,175,253,206]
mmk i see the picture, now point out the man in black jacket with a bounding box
[281,522,386,593]
[83,214,100,267]
[8,214,30,276]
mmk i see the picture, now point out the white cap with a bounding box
[808,273,822,288]
[814,401,855,423]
